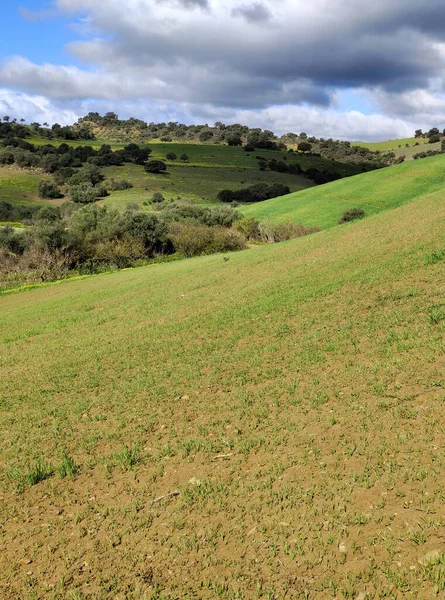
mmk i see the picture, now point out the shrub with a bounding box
[298,141,312,153]
[338,207,365,224]
[151,192,165,203]
[93,238,146,268]
[234,217,261,240]
[125,203,140,212]
[38,180,63,199]
[69,163,104,186]
[69,183,100,204]
[123,211,169,255]
[34,206,61,223]
[180,154,189,162]
[169,222,246,257]
[108,179,133,191]
[211,227,247,253]
[0,225,27,254]
[166,152,177,161]
[145,160,167,173]
[259,220,320,243]
[218,182,290,204]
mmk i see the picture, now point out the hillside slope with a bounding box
[2,188,445,598]
[242,153,445,228]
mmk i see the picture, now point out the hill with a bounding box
[0,133,362,211]
[242,153,445,228]
[2,182,445,597]
[351,136,443,162]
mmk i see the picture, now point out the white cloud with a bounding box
[2,0,445,138]
[0,88,79,125]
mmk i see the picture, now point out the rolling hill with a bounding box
[1,134,362,211]
[242,153,445,229]
[2,164,445,597]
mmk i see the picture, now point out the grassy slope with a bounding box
[351,137,417,151]
[5,136,360,208]
[242,153,445,228]
[352,137,442,161]
[2,187,445,597]
[0,166,52,207]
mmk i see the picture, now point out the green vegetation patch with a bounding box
[242,153,445,228]
[2,189,445,597]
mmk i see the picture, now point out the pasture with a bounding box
[2,181,445,598]
[242,153,445,229]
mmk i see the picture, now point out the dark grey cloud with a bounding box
[3,0,445,131]
[157,0,209,9]
[232,2,272,23]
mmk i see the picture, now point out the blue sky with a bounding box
[1,1,444,140]
[1,2,76,65]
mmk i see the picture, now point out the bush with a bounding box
[38,180,63,199]
[338,207,365,224]
[258,220,320,243]
[169,223,246,257]
[234,217,261,240]
[69,163,104,186]
[34,206,61,223]
[166,152,177,161]
[0,225,27,254]
[151,192,165,203]
[218,182,290,204]
[93,238,146,268]
[123,211,169,255]
[108,179,133,191]
[69,183,101,204]
[298,141,312,153]
[145,160,167,173]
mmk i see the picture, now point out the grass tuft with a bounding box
[115,443,141,471]
[57,453,80,479]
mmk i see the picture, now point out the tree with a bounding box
[180,154,189,162]
[298,141,312,153]
[427,127,439,138]
[38,181,63,200]
[166,152,177,161]
[123,212,169,255]
[3,116,10,122]
[144,160,167,174]
[69,183,101,204]
[226,133,242,147]
[414,129,423,138]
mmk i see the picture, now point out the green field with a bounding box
[2,163,445,597]
[352,137,442,161]
[0,166,53,207]
[242,153,445,228]
[351,137,417,151]
[1,139,363,209]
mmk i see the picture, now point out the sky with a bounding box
[1,0,445,141]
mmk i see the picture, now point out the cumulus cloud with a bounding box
[0,88,79,125]
[232,2,272,23]
[3,0,445,138]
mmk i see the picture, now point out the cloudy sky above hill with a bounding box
[1,0,445,140]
